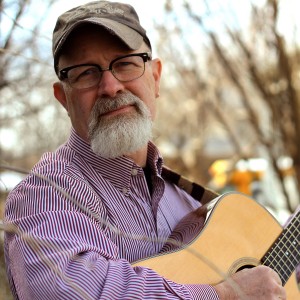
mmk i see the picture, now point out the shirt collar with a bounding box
[67,128,163,185]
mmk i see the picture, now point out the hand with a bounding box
[214,265,286,299]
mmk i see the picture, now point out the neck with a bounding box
[124,144,148,167]
[261,209,300,285]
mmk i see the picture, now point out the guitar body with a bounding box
[133,193,299,299]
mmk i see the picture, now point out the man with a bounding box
[5,1,287,299]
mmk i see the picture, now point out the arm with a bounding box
[6,210,192,299]
[6,210,286,300]
[5,192,218,300]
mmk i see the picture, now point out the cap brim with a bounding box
[54,17,144,58]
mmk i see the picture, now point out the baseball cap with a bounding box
[52,1,151,72]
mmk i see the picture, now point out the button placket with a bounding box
[131,168,138,176]
[122,187,128,194]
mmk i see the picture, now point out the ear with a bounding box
[151,58,162,98]
[53,82,69,112]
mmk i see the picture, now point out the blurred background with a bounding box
[1,0,300,298]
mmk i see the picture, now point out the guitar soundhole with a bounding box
[229,258,260,275]
[236,264,256,273]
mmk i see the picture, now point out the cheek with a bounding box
[134,79,157,119]
[147,100,156,120]
[67,92,97,127]
[144,87,158,120]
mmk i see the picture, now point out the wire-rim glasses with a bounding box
[58,52,152,90]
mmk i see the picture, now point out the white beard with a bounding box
[88,91,153,159]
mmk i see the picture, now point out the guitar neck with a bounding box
[261,210,300,285]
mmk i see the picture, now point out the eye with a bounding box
[113,56,144,71]
[69,66,100,83]
[113,61,137,70]
[78,67,99,78]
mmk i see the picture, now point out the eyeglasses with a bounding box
[58,52,152,90]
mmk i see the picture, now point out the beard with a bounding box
[88,91,153,159]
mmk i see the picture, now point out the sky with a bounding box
[47,0,300,31]
[4,0,300,56]
[41,0,300,57]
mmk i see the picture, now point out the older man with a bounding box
[5,1,287,299]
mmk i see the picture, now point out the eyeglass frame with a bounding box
[58,52,152,89]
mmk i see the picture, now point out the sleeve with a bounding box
[5,179,219,299]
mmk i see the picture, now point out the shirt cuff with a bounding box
[185,284,220,300]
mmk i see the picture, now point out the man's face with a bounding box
[53,26,162,157]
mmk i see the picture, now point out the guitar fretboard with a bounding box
[261,210,300,285]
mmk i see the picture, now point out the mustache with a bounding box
[92,92,140,116]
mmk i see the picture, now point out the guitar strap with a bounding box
[161,166,219,206]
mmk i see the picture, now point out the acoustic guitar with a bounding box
[133,193,299,299]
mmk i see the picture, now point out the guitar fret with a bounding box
[263,238,299,268]
[264,253,294,284]
[272,249,296,283]
[261,210,299,285]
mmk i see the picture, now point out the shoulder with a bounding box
[30,143,91,184]
[5,144,94,218]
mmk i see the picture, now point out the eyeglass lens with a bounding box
[67,54,147,89]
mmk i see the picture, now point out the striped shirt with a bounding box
[5,128,219,300]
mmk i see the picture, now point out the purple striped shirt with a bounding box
[5,128,219,299]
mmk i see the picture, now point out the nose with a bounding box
[97,70,125,98]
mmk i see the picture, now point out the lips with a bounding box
[100,104,135,117]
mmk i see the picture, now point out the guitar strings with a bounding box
[262,215,300,284]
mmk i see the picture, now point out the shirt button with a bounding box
[122,187,128,194]
[131,169,138,176]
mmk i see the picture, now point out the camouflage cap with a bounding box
[52,1,151,72]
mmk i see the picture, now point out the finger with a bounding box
[262,266,282,285]
[278,287,287,300]
[270,269,283,286]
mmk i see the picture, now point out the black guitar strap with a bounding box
[161,166,219,206]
